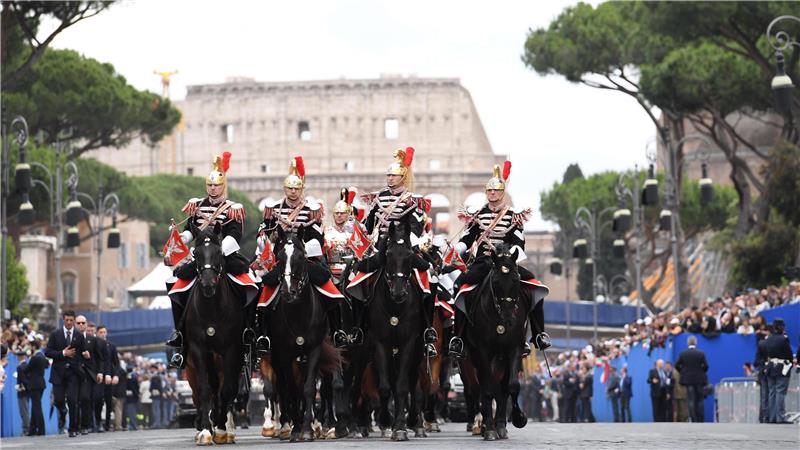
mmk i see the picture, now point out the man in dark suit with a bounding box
[620,366,633,422]
[664,361,676,422]
[560,367,578,422]
[578,367,594,422]
[15,350,31,435]
[97,325,120,431]
[606,366,621,422]
[75,317,106,434]
[675,335,709,423]
[44,310,87,437]
[21,339,48,435]
[647,359,669,422]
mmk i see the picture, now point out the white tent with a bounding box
[148,295,172,310]
[127,263,172,298]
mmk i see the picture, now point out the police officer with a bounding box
[764,318,794,423]
[754,324,771,423]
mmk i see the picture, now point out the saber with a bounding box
[541,349,552,378]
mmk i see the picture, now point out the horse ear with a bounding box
[511,247,520,263]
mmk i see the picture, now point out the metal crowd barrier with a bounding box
[716,372,800,423]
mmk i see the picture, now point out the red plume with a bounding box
[294,156,305,178]
[502,160,511,181]
[403,147,415,167]
[354,207,365,222]
[347,188,357,205]
[222,151,232,173]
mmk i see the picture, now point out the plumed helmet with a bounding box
[386,147,415,176]
[284,156,305,189]
[207,151,232,186]
[334,187,357,214]
[486,160,511,191]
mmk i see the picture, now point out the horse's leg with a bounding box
[472,348,497,441]
[190,348,214,445]
[495,363,511,440]
[213,349,242,444]
[373,344,393,437]
[332,365,349,438]
[259,358,276,437]
[298,345,322,441]
[508,346,527,431]
[319,372,334,433]
[390,340,418,441]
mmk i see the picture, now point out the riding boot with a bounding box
[528,301,551,351]
[329,301,349,349]
[447,311,466,359]
[166,300,185,348]
[242,297,257,345]
[256,308,271,355]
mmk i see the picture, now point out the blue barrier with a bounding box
[1,353,60,437]
[544,300,648,327]
[759,303,800,351]
[77,309,173,347]
[590,333,757,422]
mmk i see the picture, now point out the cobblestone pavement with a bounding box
[2,422,797,449]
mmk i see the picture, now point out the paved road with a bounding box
[2,422,797,449]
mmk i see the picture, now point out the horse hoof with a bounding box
[414,427,426,438]
[392,430,409,441]
[484,430,498,441]
[326,428,338,439]
[424,421,441,433]
[196,429,213,446]
[212,431,227,445]
[381,428,392,438]
[497,427,509,440]
[279,425,292,440]
[511,408,528,428]
[471,424,482,436]
[261,426,276,437]
[302,431,314,441]
[226,432,236,444]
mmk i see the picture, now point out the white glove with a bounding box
[455,242,467,256]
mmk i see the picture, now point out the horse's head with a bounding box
[194,224,224,298]
[490,243,522,323]
[275,227,308,303]
[384,221,414,302]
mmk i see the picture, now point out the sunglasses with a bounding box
[76,321,86,324]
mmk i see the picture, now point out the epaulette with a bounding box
[228,202,246,222]
[361,191,379,205]
[308,200,324,222]
[456,205,479,224]
[511,207,533,227]
[263,201,280,220]
[181,198,202,215]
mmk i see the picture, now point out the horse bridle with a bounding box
[488,264,519,317]
[196,237,223,284]
[280,239,309,299]
[384,237,412,302]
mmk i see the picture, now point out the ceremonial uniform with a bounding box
[165,152,251,368]
[254,157,349,353]
[324,221,354,282]
[448,161,550,358]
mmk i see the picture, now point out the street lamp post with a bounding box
[767,16,800,118]
[1,115,32,321]
[616,164,645,320]
[574,205,615,341]
[74,186,120,326]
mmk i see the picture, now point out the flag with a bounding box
[443,245,467,272]
[162,221,190,266]
[257,238,276,271]
[600,360,611,384]
[348,223,371,259]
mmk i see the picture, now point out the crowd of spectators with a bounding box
[0,317,181,436]
[519,282,799,423]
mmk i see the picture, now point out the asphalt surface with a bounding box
[1,422,797,449]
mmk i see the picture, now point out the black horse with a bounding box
[369,220,430,441]
[463,243,530,441]
[269,227,339,442]
[183,226,245,445]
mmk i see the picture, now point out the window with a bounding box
[261,164,269,173]
[62,273,76,305]
[384,118,399,139]
[137,242,147,269]
[429,159,441,170]
[344,161,355,172]
[222,124,235,144]
[187,167,194,176]
[118,242,129,269]
[298,121,311,141]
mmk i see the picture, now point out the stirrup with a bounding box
[168,353,185,369]
[448,337,464,359]
[423,327,438,344]
[534,332,552,350]
[349,327,364,346]
[256,336,271,355]
[166,330,183,348]
[425,343,438,358]
[522,342,532,358]
[242,328,256,344]
[333,330,349,348]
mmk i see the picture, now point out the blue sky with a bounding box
[43,0,655,230]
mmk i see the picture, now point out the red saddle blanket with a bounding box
[257,278,344,308]
[345,268,431,302]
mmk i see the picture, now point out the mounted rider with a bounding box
[165,152,253,369]
[447,161,551,358]
[324,187,364,283]
[253,156,350,354]
[352,147,438,353]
